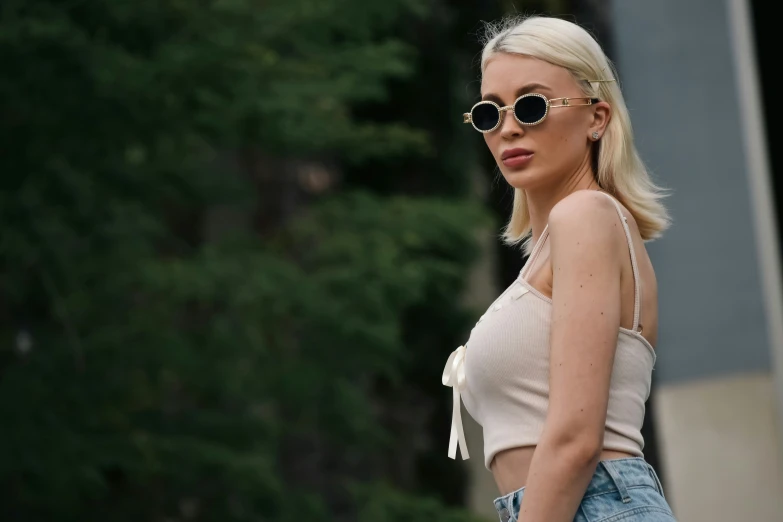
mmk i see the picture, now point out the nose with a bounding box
[498,107,524,140]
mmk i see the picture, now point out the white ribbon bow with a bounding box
[442,345,469,460]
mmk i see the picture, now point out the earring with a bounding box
[592,131,600,140]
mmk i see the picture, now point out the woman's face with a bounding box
[479,53,608,191]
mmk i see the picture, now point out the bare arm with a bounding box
[516,190,624,522]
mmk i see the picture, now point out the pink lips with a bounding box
[501,147,534,167]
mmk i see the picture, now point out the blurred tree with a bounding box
[0,1,491,521]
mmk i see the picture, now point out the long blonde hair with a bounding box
[480,16,670,253]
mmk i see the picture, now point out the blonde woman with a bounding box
[442,16,676,522]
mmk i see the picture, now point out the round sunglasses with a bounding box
[463,93,600,133]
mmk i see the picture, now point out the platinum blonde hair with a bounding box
[480,16,670,253]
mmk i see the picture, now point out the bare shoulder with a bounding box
[548,190,619,244]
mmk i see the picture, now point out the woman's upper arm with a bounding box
[545,191,624,445]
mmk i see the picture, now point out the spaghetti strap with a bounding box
[601,192,642,332]
[520,224,550,281]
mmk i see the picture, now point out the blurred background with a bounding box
[2,0,782,521]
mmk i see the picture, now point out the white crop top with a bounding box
[442,192,656,470]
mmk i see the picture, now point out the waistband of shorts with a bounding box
[493,457,661,510]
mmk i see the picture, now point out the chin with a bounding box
[500,167,544,190]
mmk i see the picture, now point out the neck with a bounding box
[526,156,601,243]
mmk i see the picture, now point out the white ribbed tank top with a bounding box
[442,192,656,470]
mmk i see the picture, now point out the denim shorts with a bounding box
[493,457,676,522]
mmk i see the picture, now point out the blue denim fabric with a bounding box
[493,457,676,522]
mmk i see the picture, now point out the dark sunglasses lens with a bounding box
[471,103,500,131]
[515,96,547,124]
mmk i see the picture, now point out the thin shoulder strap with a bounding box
[601,192,642,332]
[520,224,550,280]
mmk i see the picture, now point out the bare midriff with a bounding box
[490,446,636,495]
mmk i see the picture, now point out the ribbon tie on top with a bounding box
[442,345,469,459]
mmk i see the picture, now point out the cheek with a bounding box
[483,133,501,159]
[541,120,585,157]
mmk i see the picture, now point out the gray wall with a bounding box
[610,0,771,384]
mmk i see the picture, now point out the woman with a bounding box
[442,15,676,522]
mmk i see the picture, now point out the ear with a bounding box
[588,101,611,140]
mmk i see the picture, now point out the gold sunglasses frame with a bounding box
[463,93,600,133]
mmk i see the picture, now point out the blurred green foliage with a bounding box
[0,0,500,520]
